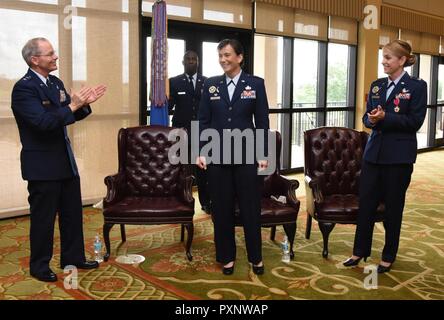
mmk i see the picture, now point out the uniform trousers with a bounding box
[28,177,86,274]
[353,161,413,263]
[208,164,263,265]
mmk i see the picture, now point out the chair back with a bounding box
[304,127,368,196]
[117,125,186,197]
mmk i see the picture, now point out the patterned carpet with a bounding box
[0,149,443,300]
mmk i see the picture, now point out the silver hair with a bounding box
[22,37,49,67]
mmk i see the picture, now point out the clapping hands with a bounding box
[69,84,107,112]
[85,84,107,104]
[368,105,385,124]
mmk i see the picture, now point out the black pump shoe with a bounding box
[252,263,264,275]
[222,262,235,275]
[343,256,368,267]
[377,263,392,273]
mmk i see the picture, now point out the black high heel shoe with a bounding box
[222,262,235,275]
[252,263,264,275]
[377,263,392,274]
[343,256,368,267]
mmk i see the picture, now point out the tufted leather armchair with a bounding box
[304,127,384,258]
[102,125,195,261]
[234,131,301,259]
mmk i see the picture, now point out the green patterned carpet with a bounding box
[0,150,443,300]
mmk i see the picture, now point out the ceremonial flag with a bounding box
[149,0,169,126]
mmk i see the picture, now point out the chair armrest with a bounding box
[178,174,195,207]
[103,173,126,207]
[265,173,300,208]
[304,175,323,216]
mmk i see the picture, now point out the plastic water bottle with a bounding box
[93,234,103,263]
[281,236,290,263]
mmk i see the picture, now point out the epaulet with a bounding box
[410,76,423,82]
[374,77,386,84]
[21,75,32,82]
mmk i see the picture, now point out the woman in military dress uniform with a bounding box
[343,40,427,273]
[197,39,270,275]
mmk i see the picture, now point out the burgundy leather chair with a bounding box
[304,127,384,258]
[102,125,195,261]
[234,131,301,259]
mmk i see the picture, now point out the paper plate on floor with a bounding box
[115,254,145,264]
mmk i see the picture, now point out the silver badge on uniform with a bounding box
[60,90,67,103]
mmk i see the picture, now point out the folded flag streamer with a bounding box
[149,0,169,126]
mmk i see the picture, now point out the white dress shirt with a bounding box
[226,70,242,101]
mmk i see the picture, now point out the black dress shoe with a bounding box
[222,262,235,275]
[377,264,392,273]
[343,256,367,267]
[252,264,264,275]
[30,270,58,282]
[62,260,99,269]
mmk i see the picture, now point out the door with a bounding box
[141,17,252,124]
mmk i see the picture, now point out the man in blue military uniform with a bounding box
[169,51,210,213]
[11,38,107,282]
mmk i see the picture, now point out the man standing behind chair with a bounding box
[169,51,210,213]
[11,38,107,282]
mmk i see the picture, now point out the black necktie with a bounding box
[188,75,194,91]
[227,80,235,87]
[386,82,395,101]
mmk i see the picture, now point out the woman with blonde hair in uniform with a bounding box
[343,39,427,273]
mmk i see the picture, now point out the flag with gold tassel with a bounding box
[149,0,169,126]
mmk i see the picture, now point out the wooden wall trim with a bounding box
[255,0,365,20]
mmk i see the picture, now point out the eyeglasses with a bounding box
[34,51,57,57]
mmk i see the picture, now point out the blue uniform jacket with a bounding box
[363,72,427,164]
[198,72,269,164]
[11,69,91,180]
[169,73,207,133]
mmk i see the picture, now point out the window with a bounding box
[327,43,348,108]
[202,42,220,78]
[0,1,139,217]
[254,35,283,109]
[437,64,444,141]
[293,39,318,108]
[418,54,432,148]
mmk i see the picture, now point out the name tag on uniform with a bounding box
[210,96,221,100]
[42,100,51,106]
[241,90,256,99]
[60,90,67,103]
[178,92,186,95]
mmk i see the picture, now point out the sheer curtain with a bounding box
[0,0,139,218]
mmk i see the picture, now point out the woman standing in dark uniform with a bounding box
[344,40,427,273]
[197,39,269,275]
